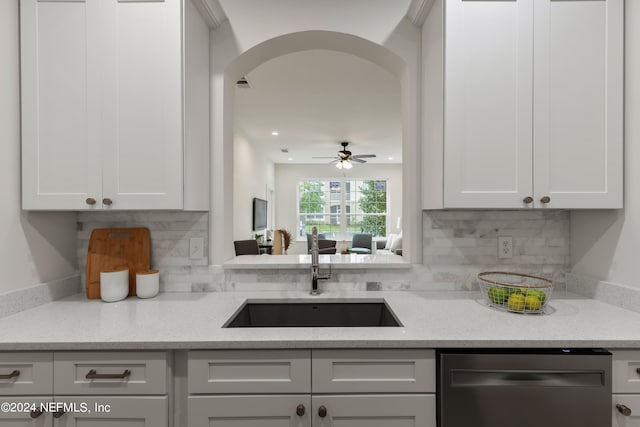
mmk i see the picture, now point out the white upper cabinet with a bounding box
[444,0,534,208]
[424,0,623,209]
[533,0,623,209]
[21,0,209,211]
[20,0,102,210]
[101,0,184,210]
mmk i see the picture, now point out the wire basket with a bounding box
[478,271,553,314]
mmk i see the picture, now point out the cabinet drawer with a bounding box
[613,351,640,393]
[312,349,435,393]
[613,395,640,427]
[188,395,312,427]
[56,396,168,426]
[188,350,311,394]
[0,352,52,395]
[54,351,168,395]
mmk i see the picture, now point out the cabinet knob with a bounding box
[30,409,43,419]
[540,196,551,204]
[296,404,305,417]
[318,405,327,418]
[523,196,533,204]
[53,410,65,419]
[636,367,640,375]
[616,404,632,417]
[85,197,96,206]
[102,198,113,206]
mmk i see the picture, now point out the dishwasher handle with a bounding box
[450,369,605,387]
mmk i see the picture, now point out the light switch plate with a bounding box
[189,237,205,259]
[498,236,513,259]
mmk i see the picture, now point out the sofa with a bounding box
[376,233,403,255]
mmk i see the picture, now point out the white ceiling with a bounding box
[234,49,402,165]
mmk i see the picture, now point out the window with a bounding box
[297,179,388,240]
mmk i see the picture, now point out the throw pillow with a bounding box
[389,236,402,252]
[384,234,396,250]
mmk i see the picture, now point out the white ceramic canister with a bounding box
[100,268,129,302]
[136,269,159,298]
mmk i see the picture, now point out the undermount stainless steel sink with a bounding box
[224,300,402,328]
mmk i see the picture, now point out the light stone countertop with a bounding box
[223,254,411,269]
[1,291,640,350]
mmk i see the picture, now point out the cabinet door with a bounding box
[101,0,183,210]
[444,0,534,208]
[533,0,623,209]
[20,0,102,210]
[613,395,640,427]
[53,396,167,427]
[312,395,435,427]
[188,395,311,427]
[0,397,51,426]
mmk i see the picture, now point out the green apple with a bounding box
[488,286,509,304]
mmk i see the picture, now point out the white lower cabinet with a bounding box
[189,395,311,427]
[613,351,640,426]
[312,395,434,427]
[0,352,53,426]
[0,397,52,426]
[187,349,436,427]
[53,396,167,427]
[0,351,169,426]
[613,395,640,427]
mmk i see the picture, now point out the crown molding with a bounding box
[191,0,227,29]
[406,0,435,27]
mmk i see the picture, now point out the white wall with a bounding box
[570,2,640,288]
[209,4,422,263]
[233,133,275,240]
[0,0,77,294]
[275,164,402,254]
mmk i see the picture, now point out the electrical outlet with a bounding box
[498,236,513,259]
[189,237,205,259]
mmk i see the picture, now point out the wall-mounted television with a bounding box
[253,197,267,231]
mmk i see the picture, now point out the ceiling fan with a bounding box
[313,142,376,169]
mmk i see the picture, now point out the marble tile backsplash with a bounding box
[422,210,570,290]
[76,210,570,292]
[77,211,210,293]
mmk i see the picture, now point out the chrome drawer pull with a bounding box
[617,404,632,417]
[86,369,131,379]
[0,370,20,379]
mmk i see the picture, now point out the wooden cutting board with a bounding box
[85,228,151,299]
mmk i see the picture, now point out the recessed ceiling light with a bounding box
[272,131,279,136]
[288,157,293,161]
[388,157,393,160]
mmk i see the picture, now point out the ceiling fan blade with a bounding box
[329,159,340,164]
[351,158,366,163]
[352,154,376,159]
[312,156,339,159]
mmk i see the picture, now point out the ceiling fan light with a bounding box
[343,160,353,170]
[335,161,344,169]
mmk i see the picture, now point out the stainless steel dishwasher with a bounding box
[438,348,611,427]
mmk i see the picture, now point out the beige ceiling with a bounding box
[234,49,402,165]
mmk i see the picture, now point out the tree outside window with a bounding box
[297,179,388,239]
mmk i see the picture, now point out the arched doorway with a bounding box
[210,30,421,264]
